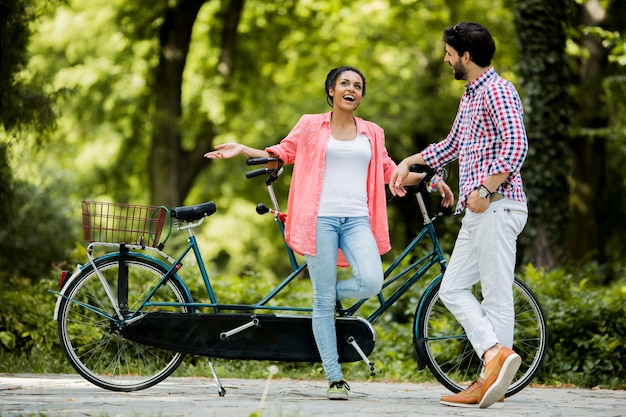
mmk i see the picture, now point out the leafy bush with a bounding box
[0,179,80,281]
[0,276,72,373]
[521,265,625,388]
[2,263,625,389]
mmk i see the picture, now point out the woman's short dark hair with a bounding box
[443,22,496,67]
[325,66,366,106]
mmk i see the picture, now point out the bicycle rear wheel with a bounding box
[57,254,192,391]
[414,276,547,397]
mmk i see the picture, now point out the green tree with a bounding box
[513,0,572,268]
[568,0,626,280]
[0,0,57,133]
[16,0,528,276]
[16,0,626,279]
[0,0,57,218]
[0,0,75,281]
[512,0,626,274]
[148,0,245,208]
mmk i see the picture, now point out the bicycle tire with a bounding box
[414,276,548,397]
[57,254,192,392]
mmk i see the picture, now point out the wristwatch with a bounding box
[477,184,492,199]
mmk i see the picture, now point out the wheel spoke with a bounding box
[58,255,190,391]
[416,277,548,397]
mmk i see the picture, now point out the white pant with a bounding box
[439,198,528,360]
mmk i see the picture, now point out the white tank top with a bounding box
[318,132,371,217]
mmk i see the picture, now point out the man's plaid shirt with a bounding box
[422,67,528,214]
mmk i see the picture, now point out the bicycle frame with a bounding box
[345,192,447,324]
[54,164,447,326]
[140,193,446,321]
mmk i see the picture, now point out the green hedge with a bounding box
[522,265,625,388]
[0,276,72,373]
[1,265,624,389]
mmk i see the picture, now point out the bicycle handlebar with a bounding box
[409,164,435,179]
[245,157,284,185]
[406,164,452,217]
[245,168,270,179]
[246,157,280,166]
[405,164,436,192]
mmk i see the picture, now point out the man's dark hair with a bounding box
[325,66,366,106]
[443,22,496,67]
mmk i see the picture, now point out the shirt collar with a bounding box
[465,67,496,97]
[324,111,367,135]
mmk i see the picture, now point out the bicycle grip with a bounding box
[245,168,268,179]
[409,164,433,175]
[246,157,278,166]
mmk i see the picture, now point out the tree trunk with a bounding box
[149,0,206,207]
[568,0,609,264]
[514,0,572,268]
[148,0,244,207]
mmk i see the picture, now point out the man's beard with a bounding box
[452,61,467,81]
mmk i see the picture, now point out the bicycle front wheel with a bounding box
[57,254,192,392]
[414,276,548,397]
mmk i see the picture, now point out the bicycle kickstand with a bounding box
[207,357,226,396]
[347,336,376,376]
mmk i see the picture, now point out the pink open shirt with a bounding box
[266,112,396,265]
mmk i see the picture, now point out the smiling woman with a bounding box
[203,65,409,399]
[326,68,365,140]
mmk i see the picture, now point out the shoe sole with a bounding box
[440,400,504,409]
[328,395,348,400]
[479,353,521,409]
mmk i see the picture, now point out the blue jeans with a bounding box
[305,216,384,382]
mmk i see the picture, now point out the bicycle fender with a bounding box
[414,273,443,327]
[53,264,88,321]
[53,252,191,320]
[413,273,444,370]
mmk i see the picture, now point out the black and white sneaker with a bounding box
[327,380,350,400]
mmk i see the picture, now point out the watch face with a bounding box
[478,187,490,198]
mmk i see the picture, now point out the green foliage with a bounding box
[1,0,624,391]
[2,262,625,389]
[0,276,72,373]
[522,264,626,388]
[0,177,80,281]
[20,0,519,249]
[2,0,624,295]
[0,0,59,133]
[0,142,12,219]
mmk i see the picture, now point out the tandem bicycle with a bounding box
[51,160,548,397]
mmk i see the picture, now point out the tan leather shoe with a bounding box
[440,380,504,408]
[479,346,521,408]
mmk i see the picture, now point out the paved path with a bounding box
[0,374,624,416]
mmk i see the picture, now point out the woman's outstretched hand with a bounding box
[204,142,243,160]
